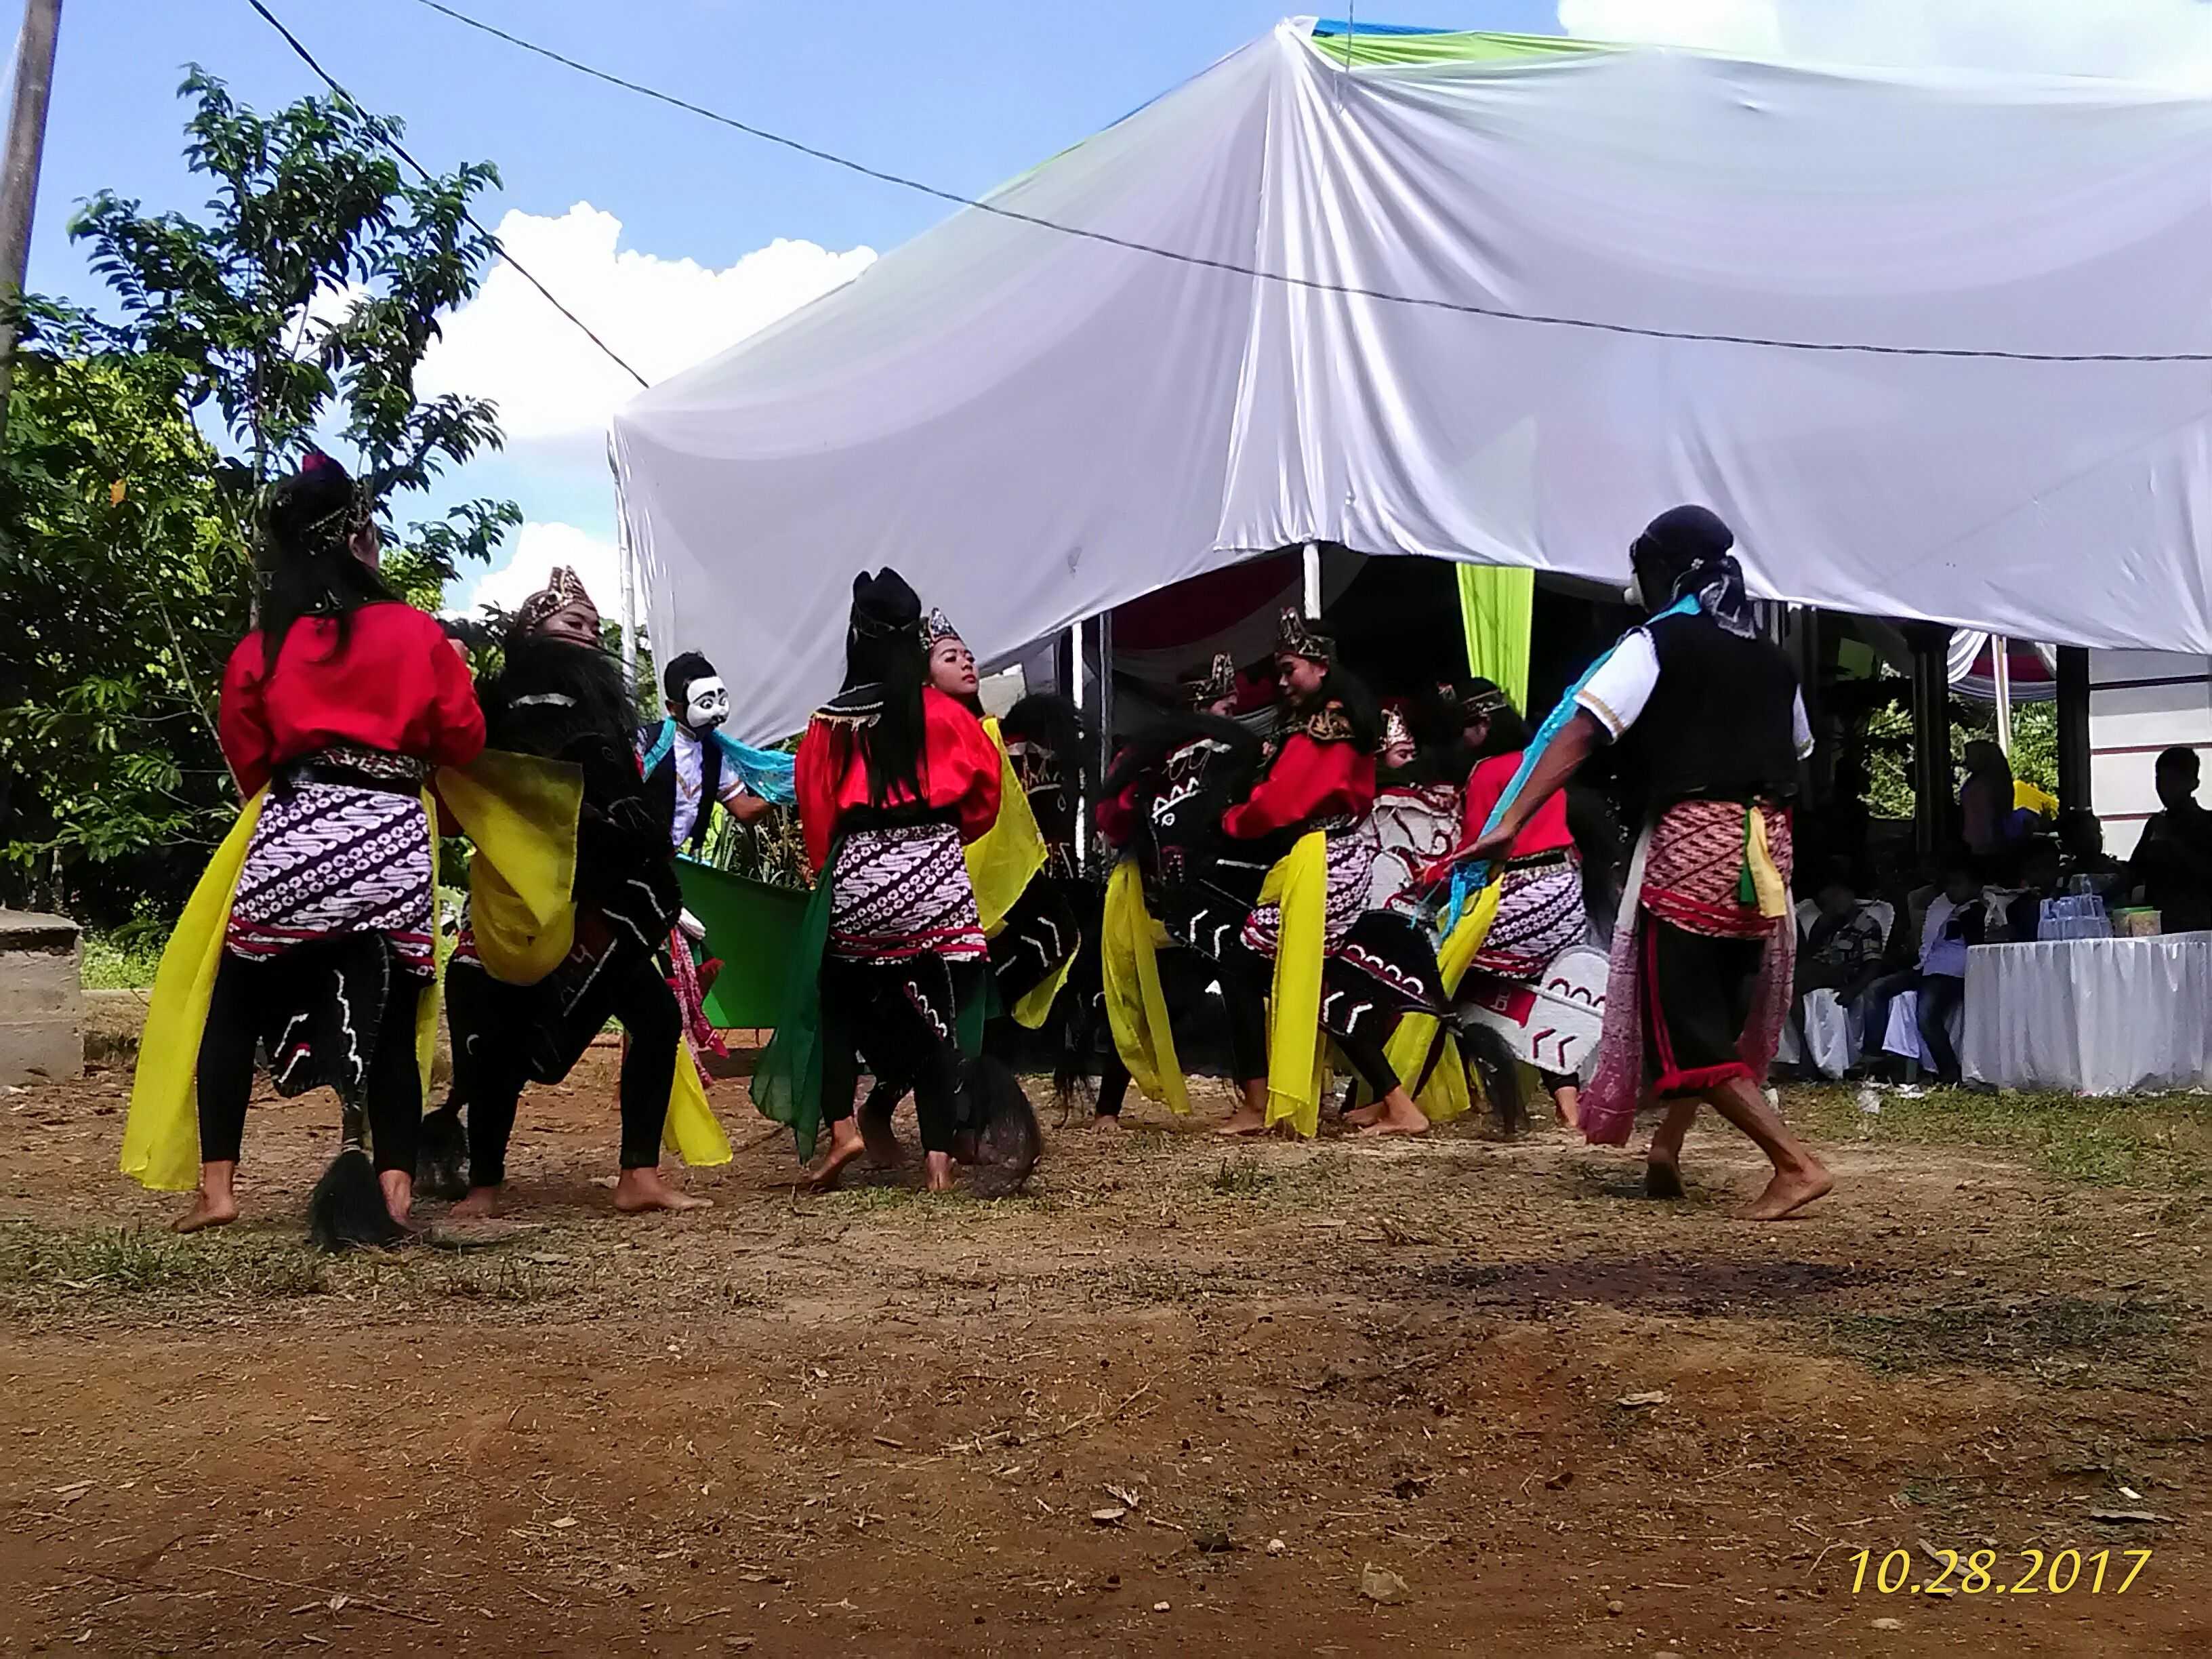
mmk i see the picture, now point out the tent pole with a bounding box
[1096,607,1115,796]
[1301,541,1321,619]
[1069,621,1088,873]
[611,435,639,681]
[1991,634,2013,755]
[2056,647,2091,812]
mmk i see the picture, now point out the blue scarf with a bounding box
[1441,592,1700,931]
[640,719,797,806]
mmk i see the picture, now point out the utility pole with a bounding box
[0,0,64,434]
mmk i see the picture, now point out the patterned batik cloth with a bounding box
[1241,827,1374,958]
[827,823,987,964]
[1579,799,1797,1145]
[226,781,435,977]
[1361,783,1460,914]
[1467,857,1586,981]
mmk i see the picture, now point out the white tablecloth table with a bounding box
[1961,933,2212,1094]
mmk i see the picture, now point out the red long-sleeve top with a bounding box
[1460,750,1572,858]
[1221,724,1376,841]
[796,686,1002,874]
[218,602,485,798]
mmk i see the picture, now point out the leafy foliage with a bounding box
[1,73,517,920]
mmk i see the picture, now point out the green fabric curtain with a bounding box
[1456,563,1534,710]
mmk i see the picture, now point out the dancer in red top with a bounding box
[177,453,485,1240]
[771,569,1002,1192]
[1427,684,1591,1127]
[1216,610,1444,1139]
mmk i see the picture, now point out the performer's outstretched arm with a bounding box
[1466,710,1604,863]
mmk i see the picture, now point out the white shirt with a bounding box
[665,729,750,849]
[1574,627,1814,757]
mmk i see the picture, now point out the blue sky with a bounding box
[22,1,1561,612]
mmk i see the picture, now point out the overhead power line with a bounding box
[246,0,649,386]
[403,0,2212,367]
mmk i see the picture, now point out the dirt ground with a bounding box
[1,1048,2205,1658]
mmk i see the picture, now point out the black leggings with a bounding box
[820,956,959,1155]
[1218,941,1401,1102]
[197,953,424,1177]
[1917,972,1966,1083]
[465,954,680,1187]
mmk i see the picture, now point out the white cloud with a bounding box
[459,520,622,621]
[418,204,876,448]
[1557,0,2212,82]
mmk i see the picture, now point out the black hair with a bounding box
[663,650,716,704]
[837,570,929,808]
[2156,744,2200,776]
[1002,692,1094,790]
[1103,710,1265,805]
[258,454,393,676]
[1309,664,1384,754]
[1472,699,1534,761]
[482,634,638,756]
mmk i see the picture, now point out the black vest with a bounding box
[638,724,724,853]
[1614,613,1801,811]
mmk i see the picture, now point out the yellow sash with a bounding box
[663,1041,732,1165]
[964,717,1049,937]
[1260,832,1329,1137]
[122,752,586,1191]
[1099,859,1189,1115]
[1376,877,1504,1124]
[442,750,583,983]
[1746,806,1789,922]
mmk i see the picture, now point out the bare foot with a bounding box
[171,1190,239,1234]
[924,1151,958,1193]
[1216,1105,1268,1137]
[614,1167,714,1213]
[1356,1091,1430,1138]
[1741,1159,1834,1221]
[380,1170,414,1230]
[808,1120,867,1192]
[1553,1085,1582,1130]
[1644,1154,1685,1199]
[1343,1100,1386,1128]
[449,1187,504,1221]
[1090,1112,1125,1131]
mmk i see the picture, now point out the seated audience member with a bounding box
[1798,867,1888,1000]
[2058,808,2125,897]
[2131,746,2212,933]
[1959,741,2018,865]
[2000,839,2063,943]
[1916,857,1985,1087]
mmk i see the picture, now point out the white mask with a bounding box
[682,676,731,733]
[1623,573,1645,609]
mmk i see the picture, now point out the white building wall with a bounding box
[2087,650,2212,855]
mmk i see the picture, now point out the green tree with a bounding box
[1,72,520,920]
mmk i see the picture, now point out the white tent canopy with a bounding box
[613,18,2212,743]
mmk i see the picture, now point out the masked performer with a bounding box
[636,650,794,1054]
[1462,506,1832,1219]
[1216,612,1445,1139]
[1362,703,1464,915]
[442,569,720,1218]
[754,571,1004,1193]
[1095,654,1267,1121]
[124,453,484,1244]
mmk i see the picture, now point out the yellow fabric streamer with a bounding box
[441,750,583,984]
[1099,859,1190,1115]
[1010,952,1074,1030]
[1746,806,1789,922]
[1259,832,1329,1137]
[121,792,268,1191]
[1369,878,1504,1124]
[964,717,1049,937]
[663,1041,733,1166]
[123,752,585,1193]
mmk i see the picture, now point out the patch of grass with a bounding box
[1821,1295,2177,1381]
[0,1224,331,1299]
[431,1256,553,1303]
[79,933,165,991]
[1788,1084,2212,1191]
[1210,1153,1272,1195]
